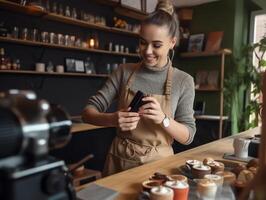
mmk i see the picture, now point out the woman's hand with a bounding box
[117,108,140,131]
[139,96,165,124]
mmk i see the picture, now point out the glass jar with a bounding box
[21,28,28,40]
[11,26,19,38]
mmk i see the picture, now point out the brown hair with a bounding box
[141,0,179,40]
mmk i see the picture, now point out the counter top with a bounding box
[70,116,107,133]
[89,127,260,200]
[71,123,106,133]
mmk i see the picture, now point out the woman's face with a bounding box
[139,24,176,68]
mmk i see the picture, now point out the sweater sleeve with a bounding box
[85,65,123,112]
[174,75,196,145]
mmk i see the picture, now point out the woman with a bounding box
[82,0,196,176]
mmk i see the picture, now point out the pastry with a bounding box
[149,172,171,184]
[205,160,225,174]
[203,157,215,165]
[246,158,259,168]
[237,169,254,183]
[248,167,258,175]
[232,163,247,176]
[234,180,247,197]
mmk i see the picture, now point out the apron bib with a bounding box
[103,62,174,176]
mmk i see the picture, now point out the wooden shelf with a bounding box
[44,13,139,37]
[195,87,220,92]
[179,49,232,58]
[0,0,139,38]
[0,70,109,78]
[0,0,47,16]
[114,6,147,21]
[195,115,228,121]
[94,0,148,20]
[0,36,138,57]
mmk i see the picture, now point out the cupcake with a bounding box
[205,160,225,174]
[192,164,212,179]
[186,159,202,169]
[168,174,188,183]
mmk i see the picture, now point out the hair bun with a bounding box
[156,0,174,16]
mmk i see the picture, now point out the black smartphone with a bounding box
[128,90,146,112]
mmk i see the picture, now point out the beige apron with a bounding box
[103,62,174,176]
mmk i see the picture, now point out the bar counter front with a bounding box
[79,127,260,200]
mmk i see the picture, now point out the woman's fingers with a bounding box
[119,121,139,131]
[118,116,140,124]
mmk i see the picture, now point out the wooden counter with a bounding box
[71,123,106,133]
[90,127,260,200]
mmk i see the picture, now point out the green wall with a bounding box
[175,0,262,133]
[252,0,266,9]
[176,0,236,115]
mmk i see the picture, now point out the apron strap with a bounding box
[165,62,173,100]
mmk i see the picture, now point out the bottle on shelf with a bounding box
[84,57,95,74]
[46,61,54,72]
[0,48,7,70]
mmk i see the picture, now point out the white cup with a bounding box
[35,63,45,72]
[56,65,64,73]
[233,137,251,158]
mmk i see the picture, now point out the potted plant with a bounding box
[224,36,266,133]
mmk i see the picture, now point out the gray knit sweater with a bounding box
[86,62,196,145]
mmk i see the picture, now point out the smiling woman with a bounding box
[82,0,196,176]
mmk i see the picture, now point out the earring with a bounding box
[169,49,175,61]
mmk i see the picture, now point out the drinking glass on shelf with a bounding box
[65,6,71,17]
[70,35,75,46]
[41,31,49,43]
[52,2,57,13]
[72,8,77,19]
[64,35,70,46]
[11,26,19,39]
[45,0,50,12]
[49,32,55,44]
[58,4,64,15]
[30,28,38,41]
[75,38,81,47]
[21,28,28,40]
[57,33,64,45]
